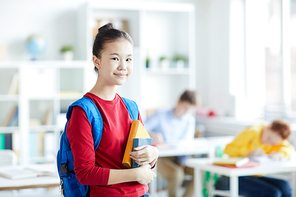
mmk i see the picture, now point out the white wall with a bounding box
[195,0,236,116]
[0,0,196,61]
[0,0,85,60]
[0,0,238,117]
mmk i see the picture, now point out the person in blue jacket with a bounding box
[144,90,199,197]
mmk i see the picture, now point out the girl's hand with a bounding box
[269,152,283,161]
[129,145,159,167]
[135,164,156,185]
[248,149,266,157]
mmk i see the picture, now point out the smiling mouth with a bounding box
[114,73,127,77]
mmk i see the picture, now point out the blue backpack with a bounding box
[57,96,138,197]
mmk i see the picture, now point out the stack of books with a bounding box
[122,120,152,168]
[213,157,259,168]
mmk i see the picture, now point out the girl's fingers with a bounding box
[130,154,148,161]
[133,157,148,165]
[130,150,147,157]
[130,147,149,156]
[134,145,148,151]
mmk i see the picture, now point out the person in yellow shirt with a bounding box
[215,120,295,197]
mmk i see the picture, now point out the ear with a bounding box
[93,55,101,70]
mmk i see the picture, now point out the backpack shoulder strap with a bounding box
[66,96,138,149]
[67,97,103,150]
[121,97,139,120]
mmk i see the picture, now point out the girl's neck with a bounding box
[89,78,116,101]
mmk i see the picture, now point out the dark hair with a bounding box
[270,120,291,140]
[92,23,133,73]
[179,90,199,106]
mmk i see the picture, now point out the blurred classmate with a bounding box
[215,120,295,197]
[144,90,199,197]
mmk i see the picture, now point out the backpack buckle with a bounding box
[59,179,64,197]
[60,162,69,178]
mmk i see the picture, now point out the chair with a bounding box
[205,173,245,197]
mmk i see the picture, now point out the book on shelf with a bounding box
[29,119,45,158]
[29,131,53,160]
[122,120,151,168]
[4,133,12,149]
[29,116,54,161]
[213,157,250,167]
[29,132,38,159]
[44,132,55,160]
[37,132,45,157]
[0,134,4,150]
[92,19,129,40]
[7,73,18,95]
[2,105,18,127]
[0,131,20,157]
[0,133,13,150]
[12,132,20,160]
[131,138,152,168]
[43,108,53,125]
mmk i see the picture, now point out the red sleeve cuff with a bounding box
[100,168,110,185]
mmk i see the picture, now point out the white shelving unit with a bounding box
[77,0,196,119]
[0,61,95,164]
[0,0,196,165]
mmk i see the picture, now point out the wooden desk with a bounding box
[150,136,234,196]
[186,158,296,197]
[0,164,60,191]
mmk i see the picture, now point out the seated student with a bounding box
[144,90,199,197]
[215,120,295,197]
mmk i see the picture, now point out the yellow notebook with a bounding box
[213,157,249,167]
[122,120,151,168]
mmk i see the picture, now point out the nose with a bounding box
[118,59,127,71]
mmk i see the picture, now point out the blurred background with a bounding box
[1,0,296,196]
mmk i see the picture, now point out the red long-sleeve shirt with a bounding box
[67,93,148,197]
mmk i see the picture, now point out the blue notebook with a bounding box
[132,138,152,168]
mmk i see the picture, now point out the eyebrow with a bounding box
[109,53,133,57]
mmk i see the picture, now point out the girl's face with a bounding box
[94,39,133,86]
[261,126,283,145]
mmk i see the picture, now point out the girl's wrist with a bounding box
[131,167,141,182]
